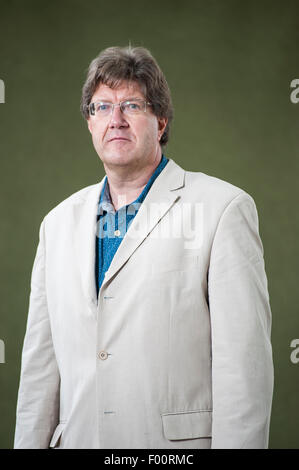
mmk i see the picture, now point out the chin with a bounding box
[102,152,137,166]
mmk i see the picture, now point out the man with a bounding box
[14,46,274,449]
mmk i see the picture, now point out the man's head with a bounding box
[81,46,173,171]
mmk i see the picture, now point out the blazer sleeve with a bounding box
[208,192,274,449]
[14,219,60,449]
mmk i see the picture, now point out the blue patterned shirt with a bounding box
[95,155,169,294]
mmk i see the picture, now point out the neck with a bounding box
[103,150,162,211]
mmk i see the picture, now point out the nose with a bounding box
[109,105,129,128]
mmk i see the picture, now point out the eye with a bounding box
[96,102,111,112]
[124,101,142,112]
[129,102,139,109]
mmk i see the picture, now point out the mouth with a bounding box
[108,137,130,142]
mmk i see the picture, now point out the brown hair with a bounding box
[80,46,173,146]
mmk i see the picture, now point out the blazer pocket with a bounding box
[161,410,212,440]
[49,422,66,448]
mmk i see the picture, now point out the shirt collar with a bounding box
[98,154,168,216]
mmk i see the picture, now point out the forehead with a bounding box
[92,80,145,101]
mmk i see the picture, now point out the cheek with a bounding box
[91,123,105,146]
[136,119,158,144]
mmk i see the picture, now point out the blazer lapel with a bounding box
[100,159,185,289]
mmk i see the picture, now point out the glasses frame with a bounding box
[88,98,152,117]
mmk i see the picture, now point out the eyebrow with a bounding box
[93,96,143,102]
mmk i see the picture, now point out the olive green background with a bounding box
[0,0,298,449]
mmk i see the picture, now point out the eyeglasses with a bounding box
[88,99,152,117]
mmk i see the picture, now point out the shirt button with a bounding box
[98,350,108,360]
[114,229,121,237]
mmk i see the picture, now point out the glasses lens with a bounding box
[94,102,113,115]
[121,100,145,114]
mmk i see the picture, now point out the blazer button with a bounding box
[98,350,108,360]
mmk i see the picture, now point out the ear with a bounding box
[157,117,168,142]
[87,118,92,134]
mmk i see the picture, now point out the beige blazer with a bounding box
[14,158,274,449]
